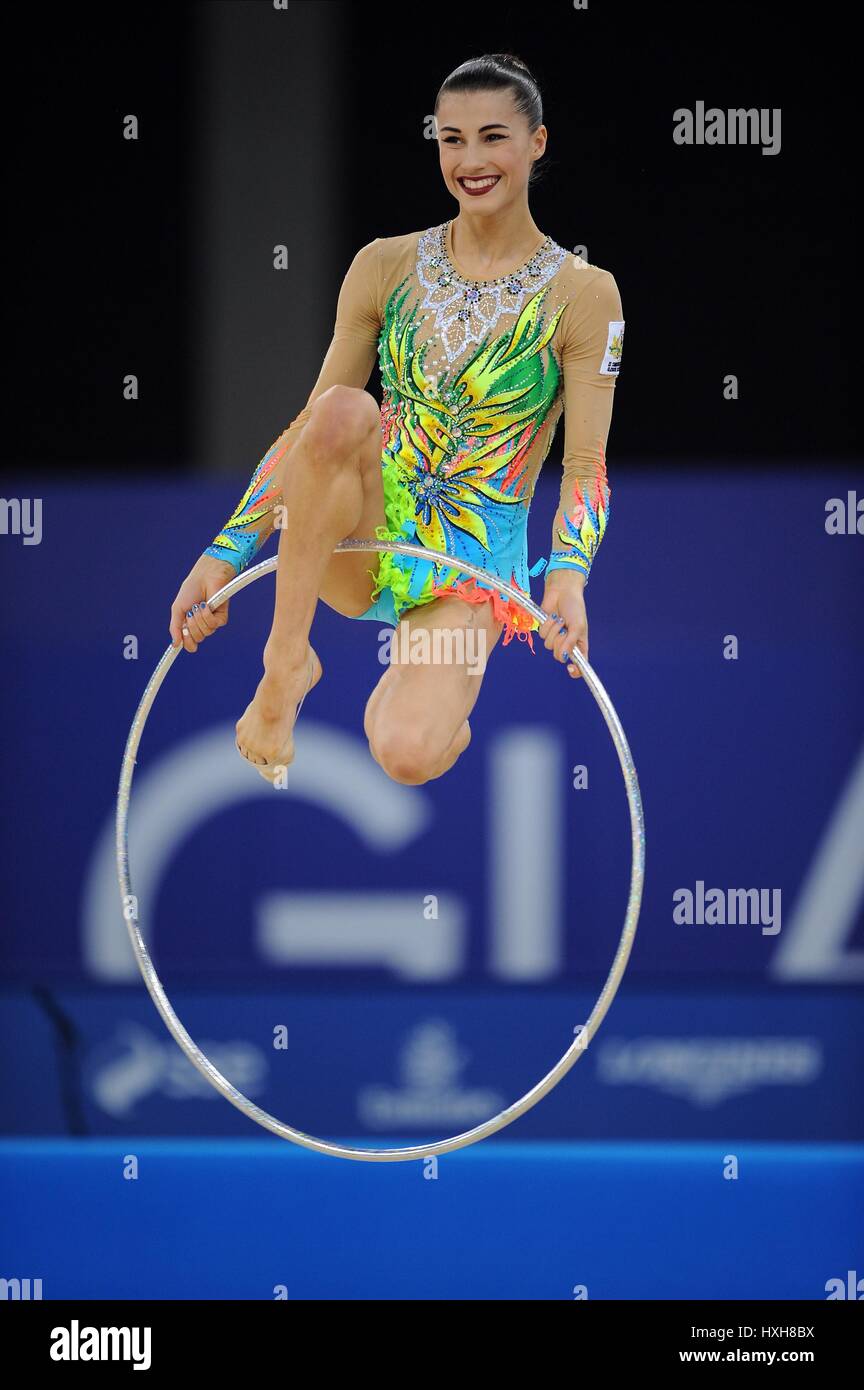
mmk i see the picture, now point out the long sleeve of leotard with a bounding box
[203,239,383,573]
[544,269,623,584]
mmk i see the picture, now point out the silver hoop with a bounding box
[116,540,645,1161]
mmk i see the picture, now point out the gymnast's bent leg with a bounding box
[235,385,385,768]
[364,591,505,785]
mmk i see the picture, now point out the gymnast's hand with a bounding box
[538,572,588,679]
[170,555,236,653]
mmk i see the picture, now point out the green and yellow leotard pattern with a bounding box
[205,221,624,648]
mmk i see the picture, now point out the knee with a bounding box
[304,386,380,466]
[368,725,441,786]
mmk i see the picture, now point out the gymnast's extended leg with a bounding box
[235,384,385,767]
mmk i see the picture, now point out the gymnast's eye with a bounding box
[440,132,508,144]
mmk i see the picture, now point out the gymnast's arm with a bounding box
[169,240,382,651]
[538,269,623,672]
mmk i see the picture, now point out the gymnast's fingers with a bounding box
[170,602,188,648]
[209,597,230,628]
[553,615,582,663]
[182,604,212,645]
[170,604,199,653]
[541,614,566,653]
[192,601,221,637]
[565,635,587,679]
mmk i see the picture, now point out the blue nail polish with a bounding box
[185,610,193,618]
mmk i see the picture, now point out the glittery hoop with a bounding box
[116,540,645,1162]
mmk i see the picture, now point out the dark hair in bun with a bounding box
[435,54,546,183]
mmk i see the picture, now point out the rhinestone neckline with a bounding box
[441,219,551,289]
[416,221,568,365]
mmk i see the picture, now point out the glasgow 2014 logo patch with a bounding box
[599,320,625,375]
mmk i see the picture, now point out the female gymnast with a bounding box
[169,53,624,787]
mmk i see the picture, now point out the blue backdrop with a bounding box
[0,467,861,1142]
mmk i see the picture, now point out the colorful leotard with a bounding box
[204,220,624,648]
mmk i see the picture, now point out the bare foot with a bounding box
[235,644,322,780]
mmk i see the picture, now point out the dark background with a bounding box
[7,0,858,476]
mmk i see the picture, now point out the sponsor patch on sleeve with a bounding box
[599,320,625,375]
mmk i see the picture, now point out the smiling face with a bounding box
[436,88,547,212]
